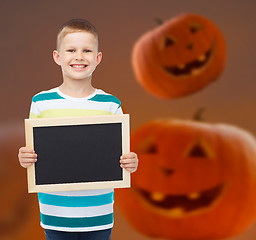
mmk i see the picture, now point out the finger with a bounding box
[19,154,37,161]
[20,162,34,168]
[20,158,37,163]
[120,152,137,159]
[120,162,137,168]
[20,147,35,153]
[19,161,36,168]
[21,161,35,165]
[120,158,137,164]
[23,153,37,158]
[19,155,37,163]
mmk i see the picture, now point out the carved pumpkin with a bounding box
[0,123,44,240]
[116,119,256,239]
[132,14,227,98]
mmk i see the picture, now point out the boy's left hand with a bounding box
[120,152,138,173]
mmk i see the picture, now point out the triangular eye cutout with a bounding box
[165,37,175,47]
[189,22,204,34]
[188,144,208,157]
[146,143,158,154]
[190,26,199,34]
[135,136,157,154]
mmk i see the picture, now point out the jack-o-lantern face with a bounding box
[132,14,227,98]
[134,137,224,219]
[0,124,44,240]
[115,119,256,240]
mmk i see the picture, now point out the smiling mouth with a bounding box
[163,48,212,77]
[135,183,224,218]
[70,64,88,69]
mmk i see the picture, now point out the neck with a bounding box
[59,79,95,98]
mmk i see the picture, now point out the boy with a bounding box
[18,19,138,240]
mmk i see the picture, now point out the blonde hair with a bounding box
[56,19,99,50]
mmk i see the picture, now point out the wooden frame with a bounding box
[25,114,130,193]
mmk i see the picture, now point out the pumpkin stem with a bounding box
[193,108,205,121]
[155,18,164,25]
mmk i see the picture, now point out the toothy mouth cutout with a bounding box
[135,183,224,218]
[163,48,212,77]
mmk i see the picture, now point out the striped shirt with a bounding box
[29,87,122,232]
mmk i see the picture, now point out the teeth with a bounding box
[198,54,206,62]
[151,191,201,201]
[151,192,165,202]
[72,65,86,68]
[169,207,185,217]
[188,192,200,200]
[192,68,201,76]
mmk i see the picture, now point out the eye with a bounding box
[189,22,204,34]
[164,36,175,48]
[67,49,75,52]
[135,136,158,154]
[84,50,91,53]
[188,143,208,157]
[145,143,157,154]
[185,139,214,158]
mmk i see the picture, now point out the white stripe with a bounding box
[39,202,113,218]
[115,107,123,115]
[46,189,113,196]
[30,102,41,115]
[41,223,113,232]
[35,99,119,113]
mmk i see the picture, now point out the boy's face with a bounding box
[53,31,102,82]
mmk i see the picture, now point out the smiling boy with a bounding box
[18,19,138,240]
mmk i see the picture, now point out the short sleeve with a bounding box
[29,101,42,119]
[114,106,123,115]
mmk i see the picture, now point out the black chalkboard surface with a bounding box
[25,115,130,193]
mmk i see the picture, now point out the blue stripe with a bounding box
[38,192,114,207]
[32,92,64,102]
[89,94,121,107]
[40,213,113,228]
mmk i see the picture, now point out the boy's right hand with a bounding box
[18,147,37,168]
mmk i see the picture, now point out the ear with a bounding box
[53,50,61,66]
[96,51,103,65]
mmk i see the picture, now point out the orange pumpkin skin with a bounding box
[0,123,44,240]
[132,14,227,99]
[115,119,256,240]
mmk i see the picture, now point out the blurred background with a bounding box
[0,0,256,239]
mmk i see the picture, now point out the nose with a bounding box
[75,51,84,60]
[160,167,175,177]
[187,43,194,50]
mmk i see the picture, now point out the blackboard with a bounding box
[25,114,130,193]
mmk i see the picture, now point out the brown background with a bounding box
[0,0,256,239]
